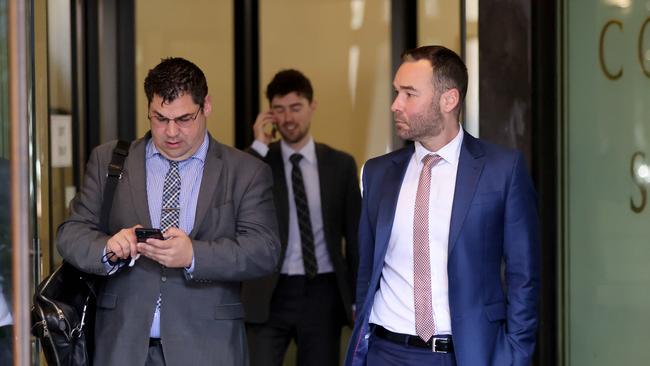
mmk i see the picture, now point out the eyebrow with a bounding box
[272,102,304,109]
[152,111,194,119]
[393,84,418,92]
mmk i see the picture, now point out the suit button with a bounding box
[161,275,167,282]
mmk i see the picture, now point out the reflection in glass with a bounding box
[0,0,13,363]
[0,157,12,366]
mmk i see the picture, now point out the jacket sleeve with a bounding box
[499,151,541,365]
[57,143,115,276]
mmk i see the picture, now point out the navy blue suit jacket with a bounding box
[345,132,540,366]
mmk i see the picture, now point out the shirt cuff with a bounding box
[102,247,125,275]
[185,256,195,275]
[251,140,269,157]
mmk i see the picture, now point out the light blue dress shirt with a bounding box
[145,133,208,337]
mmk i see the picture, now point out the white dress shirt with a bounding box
[369,128,464,336]
[251,138,334,275]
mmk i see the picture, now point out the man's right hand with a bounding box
[252,110,277,145]
[106,224,141,262]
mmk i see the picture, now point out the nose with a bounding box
[283,110,294,122]
[391,96,401,113]
[165,121,180,136]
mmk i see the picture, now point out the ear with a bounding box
[202,95,213,117]
[309,99,318,112]
[440,89,460,114]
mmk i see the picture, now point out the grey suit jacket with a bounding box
[57,134,281,366]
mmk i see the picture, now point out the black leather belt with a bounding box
[149,338,162,347]
[372,325,454,353]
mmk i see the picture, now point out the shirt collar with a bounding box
[413,125,464,167]
[146,132,209,163]
[281,137,316,165]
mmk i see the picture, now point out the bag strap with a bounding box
[99,140,132,232]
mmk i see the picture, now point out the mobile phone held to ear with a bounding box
[135,228,164,242]
[272,122,278,139]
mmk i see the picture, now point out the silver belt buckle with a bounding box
[431,337,447,353]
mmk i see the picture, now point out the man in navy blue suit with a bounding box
[345,45,540,366]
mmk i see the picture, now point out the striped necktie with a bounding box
[289,153,318,278]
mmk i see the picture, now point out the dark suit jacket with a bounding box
[242,141,361,326]
[57,134,281,366]
[345,132,540,366]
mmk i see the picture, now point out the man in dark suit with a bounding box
[0,158,12,366]
[242,69,361,366]
[57,57,281,366]
[345,46,540,366]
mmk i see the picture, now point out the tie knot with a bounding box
[167,159,179,169]
[290,153,303,166]
[421,154,441,169]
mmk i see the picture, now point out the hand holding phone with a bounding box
[132,228,164,266]
[135,228,164,242]
[253,110,278,144]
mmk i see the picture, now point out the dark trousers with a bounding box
[367,336,457,366]
[144,339,166,366]
[247,273,344,366]
[0,325,12,366]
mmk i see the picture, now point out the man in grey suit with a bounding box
[242,70,361,366]
[57,57,281,366]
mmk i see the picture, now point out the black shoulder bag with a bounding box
[31,140,131,366]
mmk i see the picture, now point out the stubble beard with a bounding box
[395,99,443,142]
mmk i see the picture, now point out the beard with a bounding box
[395,98,443,142]
[279,122,309,144]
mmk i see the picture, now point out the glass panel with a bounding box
[47,0,74,268]
[0,0,13,363]
[135,0,234,146]
[417,0,461,50]
[260,0,392,166]
[563,0,650,364]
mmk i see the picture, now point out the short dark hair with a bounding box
[402,45,468,103]
[266,69,314,104]
[144,57,208,108]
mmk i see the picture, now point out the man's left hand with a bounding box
[137,227,193,268]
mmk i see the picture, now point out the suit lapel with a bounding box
[268,143,290,251]
[448,132,485,254]
[127,137,152,227]
[373,146,413,265]
[190,136,224,238]
[315,144,332,239]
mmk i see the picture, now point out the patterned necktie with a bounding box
[161,160,181,233]
[413,154,442,342]
[156,159,180,312]
[289,153,318,278]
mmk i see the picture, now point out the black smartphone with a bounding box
[135,228,164,242]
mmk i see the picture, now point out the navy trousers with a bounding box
[367,335,457,366]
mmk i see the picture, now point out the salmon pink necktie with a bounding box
[413,154,442,342]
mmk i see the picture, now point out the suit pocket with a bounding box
[484,301,506,322]
[97,293,117,309]
[214,303,244,320]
